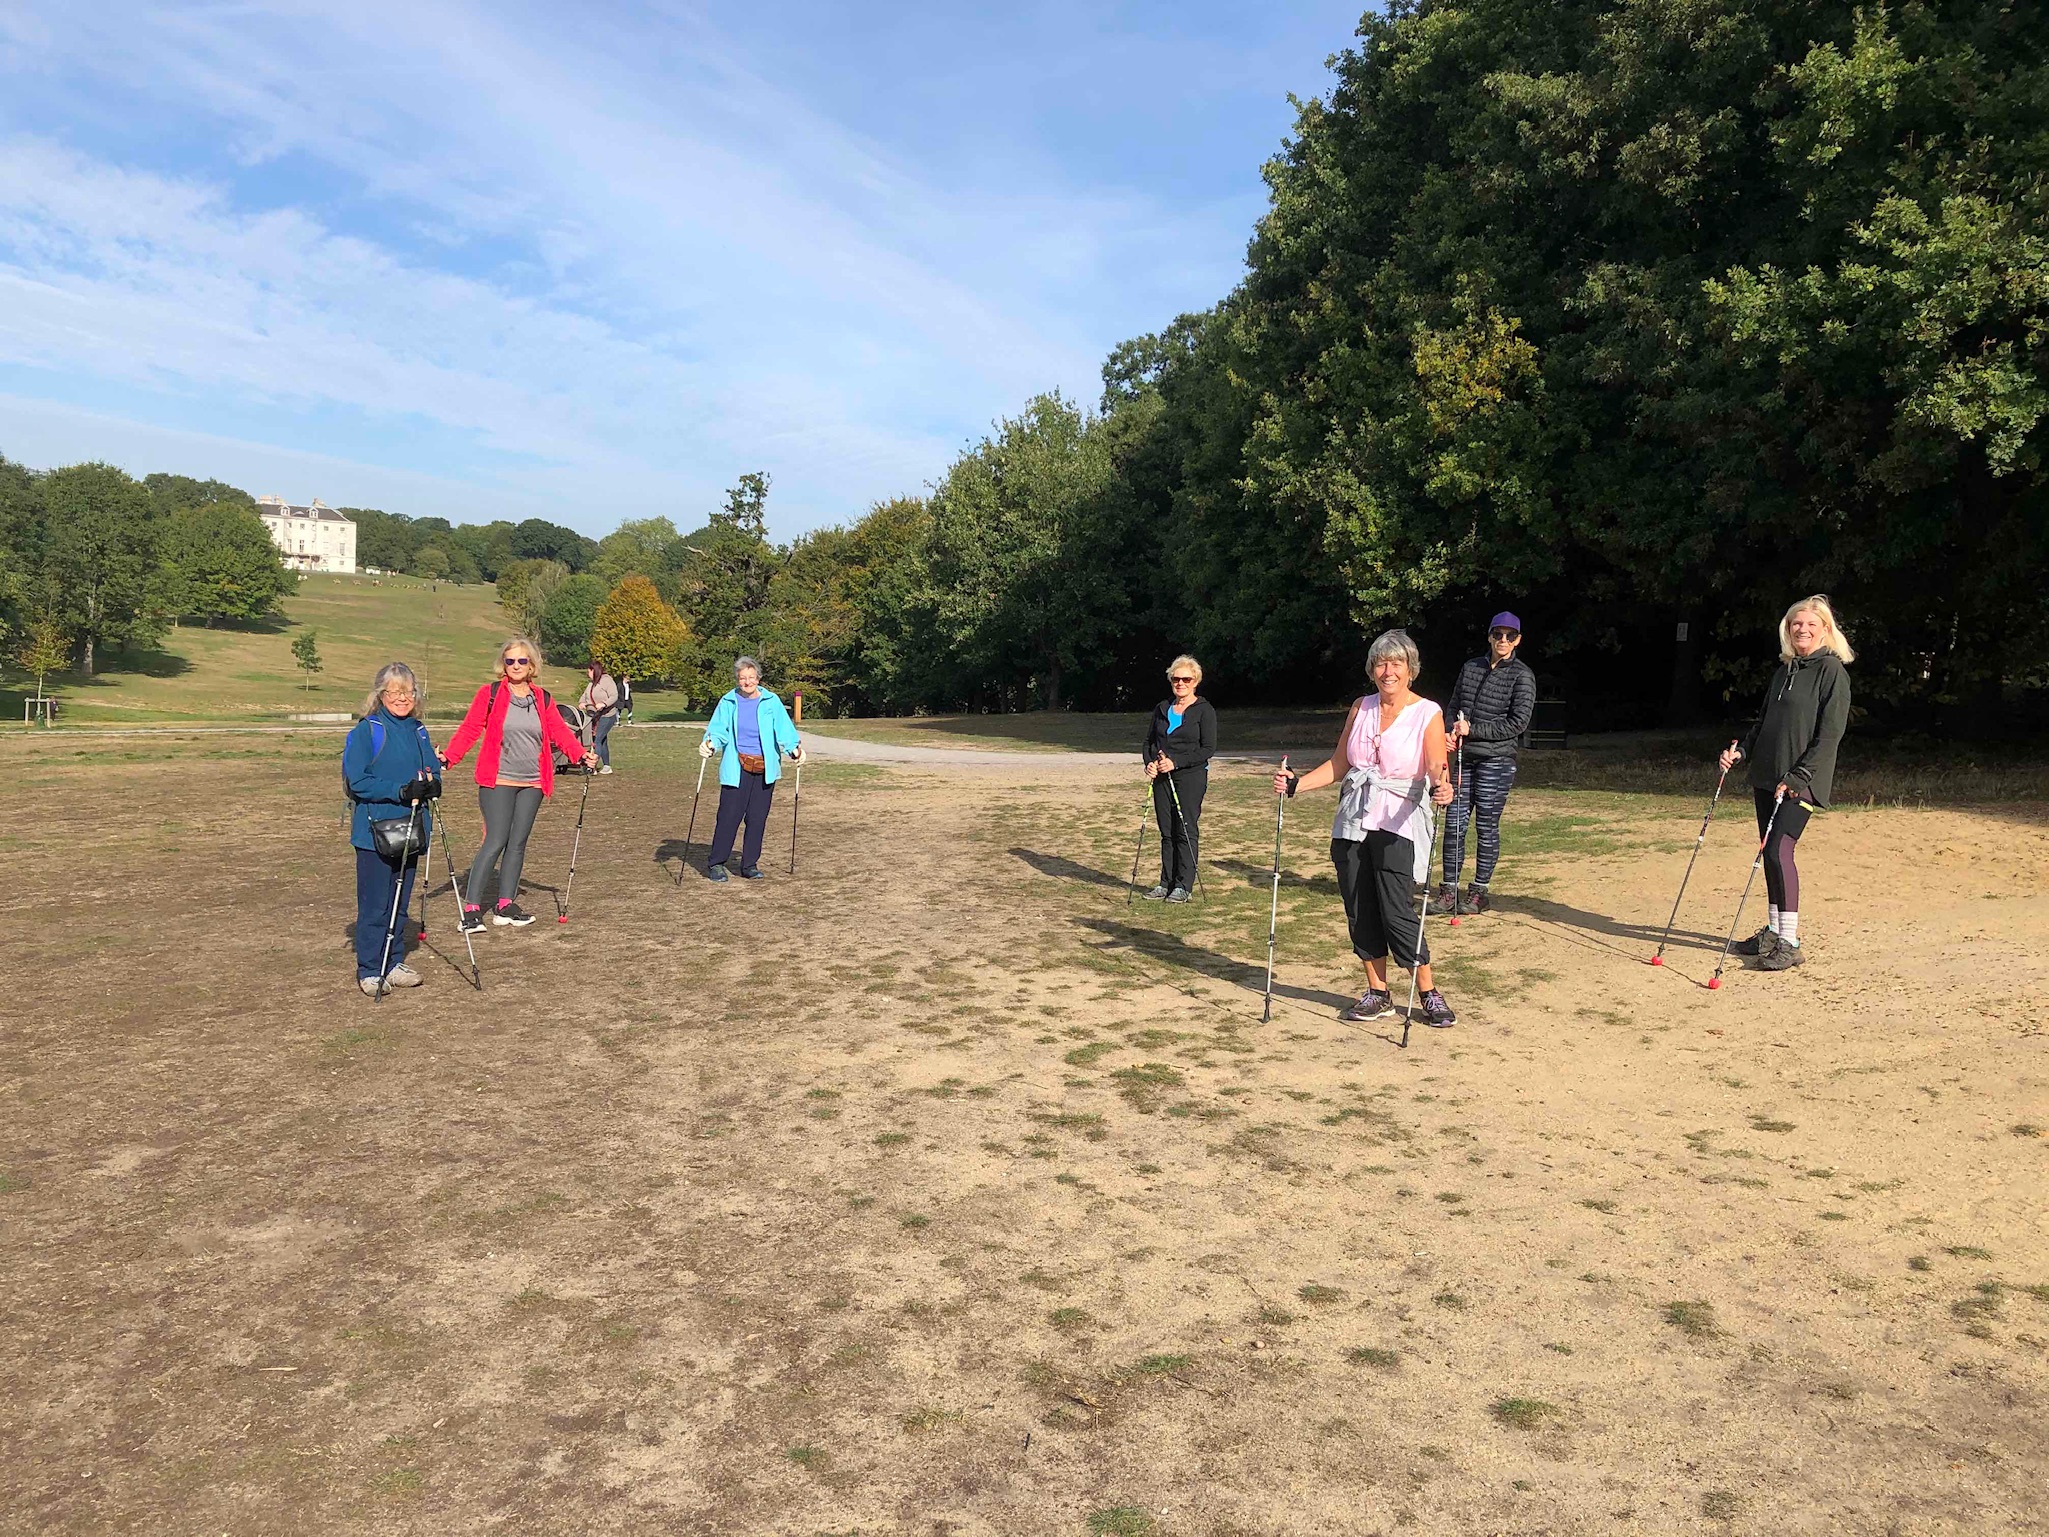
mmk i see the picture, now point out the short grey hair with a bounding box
[1366,628,1422,682]
[361,661,421,718]
[733,655,761,679]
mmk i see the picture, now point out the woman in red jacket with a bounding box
[441,637,597,931]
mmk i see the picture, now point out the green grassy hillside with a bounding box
[7,573,588,724]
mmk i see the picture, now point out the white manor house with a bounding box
[256,495,356,573]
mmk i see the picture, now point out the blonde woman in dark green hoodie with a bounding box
[1718,595,1854,971]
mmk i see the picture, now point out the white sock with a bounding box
[1767,904,1780,935]
[1779,911,1799,947]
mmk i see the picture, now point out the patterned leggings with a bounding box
[1441,756,1516,887]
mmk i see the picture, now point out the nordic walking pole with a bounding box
[1401,777,1444,1050]
[1446,715,1467,926]
[558,764,592,924]
[1163,770,1205,902]
[788,690,803,876]
[1650,739,1740,966]
[1125,783,1152,905]
[434,798,481,989]
[415,805,433,941]
[1709,786,1785,991]
[374,797,422,1001]
[680,749,708,886]
[1262,756,1289,1023]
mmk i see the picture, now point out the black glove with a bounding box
[399,775,442,804]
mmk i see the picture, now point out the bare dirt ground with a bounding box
[2,729,2046,1536]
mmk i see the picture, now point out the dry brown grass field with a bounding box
[2,727,2045,1535]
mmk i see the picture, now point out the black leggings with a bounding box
[1755,788,1812,911]
[1331,833,1430,969]
[1152,766,1205,890]
[469,785,544,907]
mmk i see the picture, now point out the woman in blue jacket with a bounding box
[697,655,803,881]
[343,662,442,994]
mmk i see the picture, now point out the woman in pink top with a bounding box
[1275,629,1459,1028]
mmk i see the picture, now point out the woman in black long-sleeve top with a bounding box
[1141,654,1218,902]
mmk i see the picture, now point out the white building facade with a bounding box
[256,496,356,573]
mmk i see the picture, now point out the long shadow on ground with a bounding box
[1075,916,1352,1013]
[653,839,713,881]
[1489,893,1724,956]
[1212,857,1339,896]
[1011,848,1128,889]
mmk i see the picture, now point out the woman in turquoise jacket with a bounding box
[697,655,803,881]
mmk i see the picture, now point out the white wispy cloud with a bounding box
[0,0,1299,531]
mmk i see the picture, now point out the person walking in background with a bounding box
[579,661,621,775]
[1275,629,1459,1028]
[1141,654,1217,902]
[442,637,597,931]
[343,662,440,995]
[618,675,633,725]
[1437,611,1538,914]
[700,656,803,882]
[1719,595,1854,972]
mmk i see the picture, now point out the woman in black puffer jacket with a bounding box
[1140,654,1218,902]
[1718,595,1854,972]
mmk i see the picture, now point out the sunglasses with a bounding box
[504,657,533,668]
[1169,675,1196,685]
[1489,628,1520,641]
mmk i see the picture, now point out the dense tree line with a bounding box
[349,507,596,586]
[572,0,2049,725]
[0,459,295,673]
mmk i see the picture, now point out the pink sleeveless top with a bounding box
[1334,695,1441,854]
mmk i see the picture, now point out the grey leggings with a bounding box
[467,785,543,908]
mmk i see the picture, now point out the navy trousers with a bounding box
[709,771,775,872]
[354,845,419,980]
[1441,755,1516,887]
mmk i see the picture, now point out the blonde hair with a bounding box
[1778,595,1855,665]
[361,661,422,718]
[494,636,544,679]
[1166,654,1203,684]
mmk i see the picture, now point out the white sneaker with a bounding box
[598,764,614,776]
[384,964,422,987]
[359,976,384,997]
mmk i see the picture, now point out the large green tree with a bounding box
[923,393,1132,709]
[42,463,165,674]
[166,502,295,625]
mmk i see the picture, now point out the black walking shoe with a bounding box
[1340,989,1395,1022]
[740,866,766,880]
[493,901,536,927]
[457,906,486,935]
[1165,886,1192,904]
[1142,884,1170,901]
[1756,940,1805,972]
[1729,926,1778,958]
[1420,989,1457,1027]
[1427,884,1459,910]
[706,863,730,883]
[1464,887,1491,915]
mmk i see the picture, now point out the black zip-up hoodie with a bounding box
[1739,651,1852,808]
[1143,697,1217,775]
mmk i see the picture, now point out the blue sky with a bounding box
[0,2,1368,539]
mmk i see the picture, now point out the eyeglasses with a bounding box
[1169,675,1196,685]
[504,658,533,668]
[382,687,416,700]
[1489,628,1521,641]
